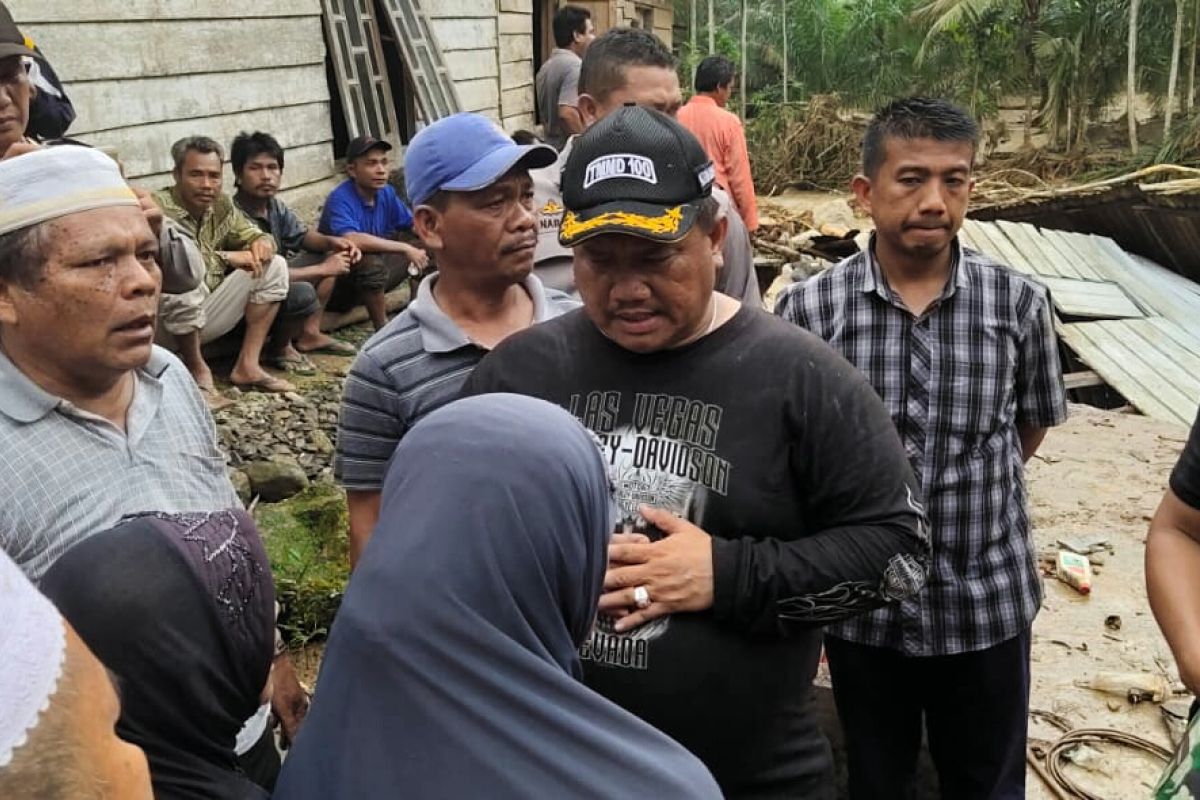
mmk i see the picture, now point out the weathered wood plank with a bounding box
[996,220,1069,277]
[1036,276,1144,319]
[1089,236,1199,326]
[25,18,326,82]
[1147,317,1200,360]
[499,33,534,64]
[424,0,499,17]
[430,18,497,50]
[1105,320,1200,420]
[501,112,536,132]
[1060,322,1192,425]
[1120,319,1200,381]
[1063,370,1104,390]
[66,65,329,136]
[500,60,534,90]
[445,50,499,82]
[1039,228,1098,280]
[82,103,334,180]
[9,0,320,22]
[970,221,1036,275]
[499,12,531,35]
[501,86,534,116]
[456,78,500,114]
[131,142,337,197]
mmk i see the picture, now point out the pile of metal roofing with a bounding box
[960,218,1200,426]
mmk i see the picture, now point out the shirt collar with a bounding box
[409,273,557,354]
[168,185,211,227]
[0,346,172,424]
[688,95,719,107]
[859,234,967,304]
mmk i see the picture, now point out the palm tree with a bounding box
[740,0,749,118]
[915,0,1044,146]
[1166,0,1186,134]
[1129,0,1140,154]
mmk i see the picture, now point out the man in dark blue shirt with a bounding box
[319,136,428,329]
[233,131,361,357]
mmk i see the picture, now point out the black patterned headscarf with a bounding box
[40,509,274,800]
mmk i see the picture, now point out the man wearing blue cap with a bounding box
[334,113,578,564]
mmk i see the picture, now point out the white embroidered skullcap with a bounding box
[0,549,67,768]
[0,145,138,236]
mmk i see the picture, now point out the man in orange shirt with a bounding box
[677,55,758,231]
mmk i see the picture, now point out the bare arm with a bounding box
[347,489,382,569]
[1018,423,1048,463]
[344,231,416,256]
[1147,489,1200,693]
[558,105,584,136]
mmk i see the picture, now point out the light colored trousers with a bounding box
[159,255,289,344]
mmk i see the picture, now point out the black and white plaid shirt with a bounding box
[776,239,1068,656]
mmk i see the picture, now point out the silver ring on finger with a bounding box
[633,585,652,609]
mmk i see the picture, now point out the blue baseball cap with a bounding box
[404,113,557,208]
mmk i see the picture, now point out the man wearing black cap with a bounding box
[335,114,578,566]
[317,135,429,330]
[463,106,930,797]
[0,3,35,158]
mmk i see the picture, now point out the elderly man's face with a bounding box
[0,206,161,388]
[0,55,31,156]
[174,150,223,217]
[573,221,725,353]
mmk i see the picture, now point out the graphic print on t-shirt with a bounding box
[571,390,731,671]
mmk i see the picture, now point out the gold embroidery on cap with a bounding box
[560,206,683,240]
[541,200,563,214]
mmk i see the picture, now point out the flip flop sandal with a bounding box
[232,374,297,394]
[297,339,357,356]
[199,386,236,411]
[264,353,317,375]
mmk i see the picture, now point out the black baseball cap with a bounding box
[0,4,35,60]
[345,134,392,162]
[559,105,714,247]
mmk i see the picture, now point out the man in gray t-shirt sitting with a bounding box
[535,5,594,150]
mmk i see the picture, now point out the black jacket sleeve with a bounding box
[710,354,929,636]
[27,49,76,141]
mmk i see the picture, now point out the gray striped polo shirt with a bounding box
[335,273,578,491]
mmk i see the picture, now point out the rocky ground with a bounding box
[219,291,1193,799]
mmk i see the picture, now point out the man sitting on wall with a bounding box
[155,136,321,396]
[318,135,429,331]
[232,130,361,357]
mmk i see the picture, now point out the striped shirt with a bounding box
[335,274,578,491]
[775,239,1068,656]
[0,346,241,582]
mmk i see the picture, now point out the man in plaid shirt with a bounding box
[776,97,1068,799]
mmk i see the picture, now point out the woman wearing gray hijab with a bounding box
[275,393,721,799]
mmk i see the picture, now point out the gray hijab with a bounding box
[275,393,720,799]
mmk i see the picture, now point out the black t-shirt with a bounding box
[1172,408,1200,510]
[463,307,926,798]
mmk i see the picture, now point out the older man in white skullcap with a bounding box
[0,145,309,785]
[0,547,152,798]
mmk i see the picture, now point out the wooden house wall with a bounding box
[11,0,340,210]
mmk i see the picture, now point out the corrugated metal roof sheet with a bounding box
[962,219,1200,426]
